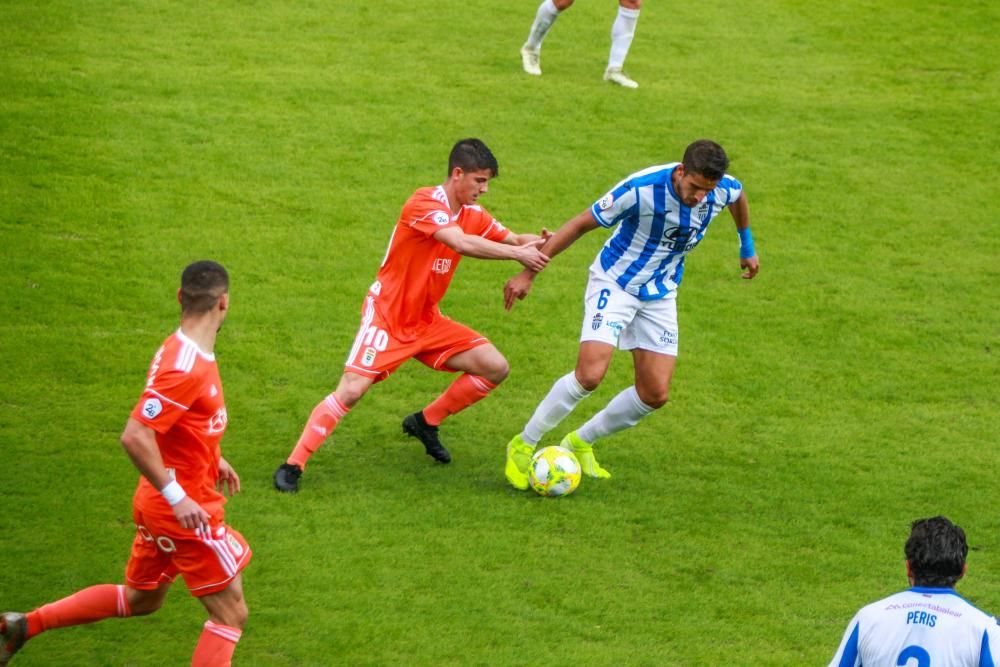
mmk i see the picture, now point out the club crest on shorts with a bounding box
[362,346,377,367]
[591,313,603,330]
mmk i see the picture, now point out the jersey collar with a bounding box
[176,327,216,362]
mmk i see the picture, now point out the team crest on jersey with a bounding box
[142,398,163,419]
[362,346,377,367]
[591,313,603,330]
[598,193,614,211]
[432,211,450,226]
[432,258,452,274]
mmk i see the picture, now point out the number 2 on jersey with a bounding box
[897,645,930,667]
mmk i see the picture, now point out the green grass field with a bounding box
[2,1,999,664]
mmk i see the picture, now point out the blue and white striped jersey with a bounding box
[589,163,742,301]
[830,588,1000,667]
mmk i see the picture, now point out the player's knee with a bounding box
[483,358,510,385]
[620,0,641,9]
[637,386,668,409]
[554,0,574,9]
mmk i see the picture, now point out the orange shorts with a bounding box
[125,505,251,598]
[344,297,490,382]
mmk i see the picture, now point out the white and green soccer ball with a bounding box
[529,446,582,497]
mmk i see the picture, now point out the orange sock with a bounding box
[287,394,349,469]
[191,620,242,667]
[423,374,497,426]
[26,584,130,638]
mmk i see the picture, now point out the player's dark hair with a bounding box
[682,139,729,181]
[180,260,229,315]
[905,516,968,588]
[448,138,499,178]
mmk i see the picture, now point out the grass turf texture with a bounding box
[2,0,999,664]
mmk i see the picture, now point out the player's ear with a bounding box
[960,563,968,580]
[905,560,914,583]
[177,288,183,305]
[218,292,230,313]
[450,166,464,181]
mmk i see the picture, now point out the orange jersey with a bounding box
[369,185,509,341]
[130,329,229,518]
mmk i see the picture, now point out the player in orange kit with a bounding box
[273,138,551,492]
[1,261,250,667]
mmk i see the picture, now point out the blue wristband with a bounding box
[737,226,755,259]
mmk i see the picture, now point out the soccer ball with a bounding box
[529,446,582,497]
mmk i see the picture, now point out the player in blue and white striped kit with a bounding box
[830,516,1000,667]
[501,139,759,488]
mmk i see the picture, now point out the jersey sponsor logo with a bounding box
[607,321,624,338]
[142,398,163,419]
[208,407,228,434]
[660,228,700,252]
[591,313,603,330]
[432,258,453,274]
[432,211,450,226]
[598,193,614,211]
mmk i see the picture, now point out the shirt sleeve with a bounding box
[468,206,509,242]
[980,618,1000,667]
[718,174,744,206]
[590,177,637,228]
[828,616,862,667]
[407,200,456,238]
[130,367,201,434]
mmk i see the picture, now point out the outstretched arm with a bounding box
[504,209,600,310]
[433,225,549,272]
[728,192,759,280]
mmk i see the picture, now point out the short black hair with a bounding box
[905,516,968,588]
[448,138,499,178]
[682,139,730,181]
[180,260,229,315]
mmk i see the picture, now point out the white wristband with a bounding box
[160,480,187,506]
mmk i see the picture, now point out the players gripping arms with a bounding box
[1,261,250,667]
[502,139,759,489]
[830,516,1000,667]
[273,138,551,492]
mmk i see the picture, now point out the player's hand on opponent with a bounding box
[172,496,211,536]
[517,228,553,246]
[217,456,241,496]
[503,270,535,311]
[515,238,549,273]
[741,255,759,279]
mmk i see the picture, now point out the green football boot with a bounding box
[505,434,535,490]
[561,430,611,479]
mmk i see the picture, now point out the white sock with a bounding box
[608,6,640,70]
[522,372,592,445]
[577,385,655,443]
[525,0,561,51]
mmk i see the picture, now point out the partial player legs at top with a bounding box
[604,1,641,88]
[520,0,642,87]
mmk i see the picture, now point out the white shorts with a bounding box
[579,268,679,356]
